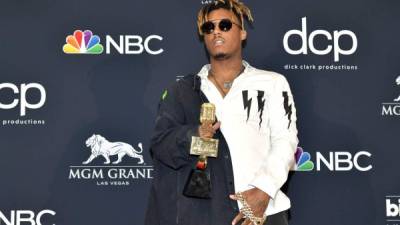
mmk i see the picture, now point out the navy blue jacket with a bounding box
[144,74,240,225]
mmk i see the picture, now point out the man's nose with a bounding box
[212,24,222,35]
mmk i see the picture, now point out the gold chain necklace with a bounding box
[209,75,228,97]
[208,66,245,97]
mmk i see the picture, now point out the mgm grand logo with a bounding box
[382,75,400,116]
[68,134,153,186]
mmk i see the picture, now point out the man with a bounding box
[144,0,298,225]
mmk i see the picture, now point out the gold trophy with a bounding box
[183,103,219,199]
[190,103,219,159]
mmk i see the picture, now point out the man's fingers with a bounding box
[199,123,220,138]
[229,194,237,200]
[241,218,251,225]
[212,121,221,130]
[198,121,220,138]
[202,130,214,138]
[199,126,214,138]
[231,212,244,225]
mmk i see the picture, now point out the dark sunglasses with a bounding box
[201,19,242,34]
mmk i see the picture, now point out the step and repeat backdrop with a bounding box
[0,0,399,225]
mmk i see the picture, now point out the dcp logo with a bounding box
[283,17,358,62]
[0,83,46,116]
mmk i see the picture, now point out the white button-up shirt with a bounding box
[197,60,299,216]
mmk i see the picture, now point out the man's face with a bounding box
[202,8,247,60]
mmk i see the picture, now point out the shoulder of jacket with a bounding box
[178,74,197,86]
[163,73,197,97]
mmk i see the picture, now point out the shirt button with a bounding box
[224,155,229,159]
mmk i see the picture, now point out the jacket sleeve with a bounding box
[249,75,299,199]
[149,83,198,170]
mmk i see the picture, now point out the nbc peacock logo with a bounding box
[63,30,104,54]
[294,147,314,171]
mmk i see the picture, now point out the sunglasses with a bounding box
[201,19,242,35]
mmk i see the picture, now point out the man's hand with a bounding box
[198,121,220,139]
[230,187,270,225]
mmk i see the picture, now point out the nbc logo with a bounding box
[63,30,103,54]
[0,209,56,225]
[294,147,314,171]
[293,147,372,172]
[62,29,163,55]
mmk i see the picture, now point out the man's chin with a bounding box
[213,52,229,61]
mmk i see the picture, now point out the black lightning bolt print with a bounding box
[257,91,265,128]
[242,90,252,122]
[283,91,292,129]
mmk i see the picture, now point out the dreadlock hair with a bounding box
[197,0,254,37]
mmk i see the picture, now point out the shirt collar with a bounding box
[197,60,253,80]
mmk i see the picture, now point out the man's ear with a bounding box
[240,29,247,41]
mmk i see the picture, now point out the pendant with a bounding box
[223,82,233,89]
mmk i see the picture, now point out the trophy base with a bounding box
[190,136,219,158]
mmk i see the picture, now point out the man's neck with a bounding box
[209,56,243,81]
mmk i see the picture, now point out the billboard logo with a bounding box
[381,75,400,116]
[83,134,144,165]
[387,198,400,217]
[283,17,358,62]
[386,196,400,224]
[0,210,56,225]
[63,30,104,54]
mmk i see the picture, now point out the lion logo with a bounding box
[394,76,400,102]
[83,134,144,165]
